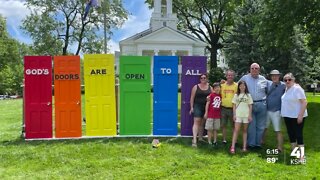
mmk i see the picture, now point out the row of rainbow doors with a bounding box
[24,55,207,139]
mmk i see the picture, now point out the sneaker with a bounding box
[222,140,227,145]
[213,142,218,147]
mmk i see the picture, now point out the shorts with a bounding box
[235,117,249,124]
[205,118,220,130]
[193,104,206,118]
[221,107,233,126]
[266,111,281,132]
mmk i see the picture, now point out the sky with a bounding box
[0,0,153,53]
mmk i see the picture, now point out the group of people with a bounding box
[189,63,308,156]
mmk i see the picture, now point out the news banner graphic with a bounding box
[23,55,207,139]
[265,147,306,165]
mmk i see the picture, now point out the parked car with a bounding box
[10,95,19,99]
[0,95,9,100]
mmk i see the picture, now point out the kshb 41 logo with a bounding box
[290,147,306,165]
[290,147,304,158]
[25,69,49,75]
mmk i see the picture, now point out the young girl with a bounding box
[230,81,253,154]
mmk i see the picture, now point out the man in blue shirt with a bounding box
[239,63,267,148]
[262,70,286,151]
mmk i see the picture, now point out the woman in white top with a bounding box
[281,73,308,155]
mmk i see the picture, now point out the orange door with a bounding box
[54,56,81,138]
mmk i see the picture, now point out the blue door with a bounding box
[153,56,178,135]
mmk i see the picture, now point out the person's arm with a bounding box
[204,96,210,119]
[210,85,214,93]
[233,103,237,122]
[297,99,307,124]
[248,104,253,122]
[189,85,197,115]
[232,94,237,122]
[248,94,253,122]
[238,75,245,83]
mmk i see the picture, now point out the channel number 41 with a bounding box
[290,147,305,158]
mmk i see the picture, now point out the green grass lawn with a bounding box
[0,94,319,179]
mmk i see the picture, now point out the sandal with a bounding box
[192,141,197,148]
[230,147,235,154]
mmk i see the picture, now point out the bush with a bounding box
[208,67,225,85]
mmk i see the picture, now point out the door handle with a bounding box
[76,101,80,105]
[47,102,51,106]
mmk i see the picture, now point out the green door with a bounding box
[119,56,151,135]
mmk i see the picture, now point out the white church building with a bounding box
[117,0,228,73]
[120,0,206,56]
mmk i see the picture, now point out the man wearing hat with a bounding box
[262,70,286,151]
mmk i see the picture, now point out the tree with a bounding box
[287,26,313,85]
[0,15,27,95]
[224,0,265,76]
[21,0,128,55]
[146,0,239,69]
[225,0,313,87]
[0,16,20,68]
[256,0,315,85]
[258,0,320,52]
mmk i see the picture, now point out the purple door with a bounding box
[180,56,207,136]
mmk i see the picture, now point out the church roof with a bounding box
[120,26,207,47]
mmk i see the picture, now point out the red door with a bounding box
[24,56,52,139]
[54,56,81,138]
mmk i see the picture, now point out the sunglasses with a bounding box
[284,79,292,82]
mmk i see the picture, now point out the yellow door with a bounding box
[84,54,116,136]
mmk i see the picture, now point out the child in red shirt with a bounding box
[204,83,221,146]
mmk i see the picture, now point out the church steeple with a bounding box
[150,0,178,31]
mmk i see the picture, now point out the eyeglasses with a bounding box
[284,79,292,82]
[251,67,259,70]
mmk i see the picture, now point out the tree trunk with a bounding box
[209,47,218,69]
[63,20,70,55]
[76,22,86,55]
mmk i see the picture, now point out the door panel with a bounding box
[153,56,178,135]
[24,56,52,139]
[84,54,116,136]
[119,56,151,135]
[180,56,207,136]
[54,56,81,138]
